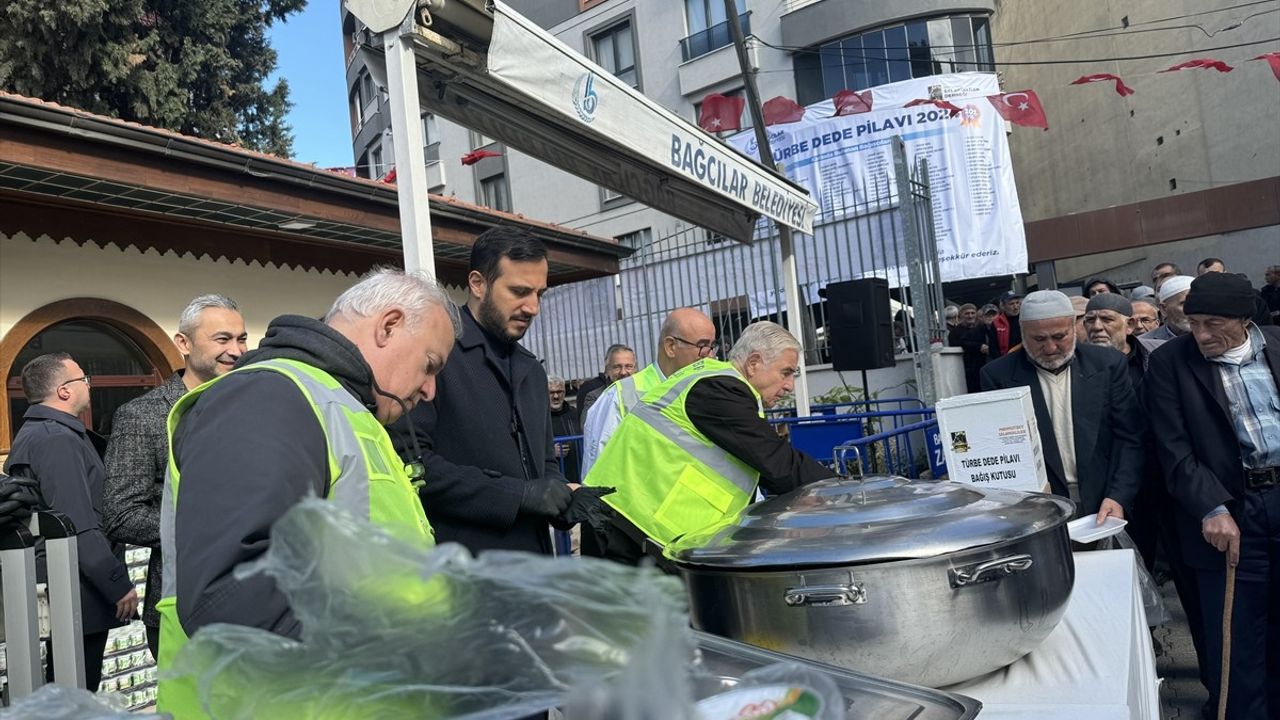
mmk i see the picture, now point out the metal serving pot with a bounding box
[669,476,1076,688]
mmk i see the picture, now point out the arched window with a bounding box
[7,321,163,440]
[0,298,181,450]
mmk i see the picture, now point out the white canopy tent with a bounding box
[344,0,819,411]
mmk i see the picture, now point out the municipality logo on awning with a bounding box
[573,73,598,123]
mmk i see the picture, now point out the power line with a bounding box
[753,35,1280,69]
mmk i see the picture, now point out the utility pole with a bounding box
[724,1,811,417]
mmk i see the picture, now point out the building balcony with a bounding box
[679,12,750,62]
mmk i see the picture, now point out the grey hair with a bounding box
[178,294,240,335]
[547,375,565,388]
[325,267,462,339]
[728,321,801,365]
[1131,297,1159,312]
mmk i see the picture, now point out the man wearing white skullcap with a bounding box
[1145,275,1195,342]
[981,290,1145,524]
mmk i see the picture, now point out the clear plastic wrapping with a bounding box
[0,685,148,719]
[170,499,696,719]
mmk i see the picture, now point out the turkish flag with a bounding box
[381,166,397,184]
[762,96,805,126]
[833,90,873,116]
[1161,58,1233,73]
[987,90,1049,130]
[1070,73,1135,96]
[904,98,963,117]
[461,149,502,166]
[698,93,746,133]
[1253,52,1280,81]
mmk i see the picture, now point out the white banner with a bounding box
[728,78,1028,282]
[486,1,817,234]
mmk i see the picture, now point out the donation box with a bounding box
[935,387,1049,494]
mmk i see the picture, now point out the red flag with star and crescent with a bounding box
[903,98,963,117]
[1070,73,1135,96]
[461,149,502,166]
[988,90,1049,130]
[1161,58,1234,73]
[833,90,874,116]
[698,93,746,133]
[762,96,806,126]
[1253,52,1280,82]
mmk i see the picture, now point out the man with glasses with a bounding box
[584,321,833,564]
[580,309,717,479]
[578,344,638,421]
[5,353,138,691]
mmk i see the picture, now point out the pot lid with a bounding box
[668,476,1074,569]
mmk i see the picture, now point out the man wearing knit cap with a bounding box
[981,291,1144,523]
[1145,275,1195,342]
[1145,272,1280,718]
[1085,293,1141,374]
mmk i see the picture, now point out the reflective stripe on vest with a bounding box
[614,363,663,418]
[586,359,762,545]
[156,358,431,719]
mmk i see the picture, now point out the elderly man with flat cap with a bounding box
[1144,272,1280,719]
[981,291,1145,522]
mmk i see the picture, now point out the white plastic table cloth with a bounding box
[945,549,1160,719]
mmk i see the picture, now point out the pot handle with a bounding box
[783,583,866,607]
[949,553,1034,588]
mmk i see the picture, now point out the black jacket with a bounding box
[402,305,565,555]
[5,405,133,634]
[687,377,833,492]
[1142,326,1280,569]
[102,370,187,629]
[169,315,382,639]
[550,404,581,484]
[980,344,1145,516]
[575,374,608,424]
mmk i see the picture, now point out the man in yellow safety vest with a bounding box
[155,269,460,718]
[584,321,833,563]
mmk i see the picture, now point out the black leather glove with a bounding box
[518,478,573,518]
[556,486,616,530]
[0,474,41,528]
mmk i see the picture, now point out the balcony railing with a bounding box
[679,12,750,62]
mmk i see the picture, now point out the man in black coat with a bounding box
[4,353,138,691]
[947,303,986,393]
[980,291,1144,521]
[405,227,576,555]
[1144,272,1280,719]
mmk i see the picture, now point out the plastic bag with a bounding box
[0,685,159,719]
[1096,529,1170,626]
[690,662,847,720]
[171,498,695,719]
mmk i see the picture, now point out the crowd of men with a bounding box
[0,244,1275,717]
[944,260,1279,720]
[0,226,841,718]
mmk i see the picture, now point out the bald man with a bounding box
[580,308,718,478]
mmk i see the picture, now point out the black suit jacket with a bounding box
[402,305,565,555]
[1142,326,1280,569]
[980,344,1145,517]
[5,405,134,634]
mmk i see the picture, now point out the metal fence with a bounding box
[524,138,945,397]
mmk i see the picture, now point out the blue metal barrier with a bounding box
[834,417,941,478]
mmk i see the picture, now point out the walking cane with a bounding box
[1216,557,1237,720]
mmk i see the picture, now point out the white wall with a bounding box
[0,232,360,347]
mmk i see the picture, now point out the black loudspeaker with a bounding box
[825,279,895,371]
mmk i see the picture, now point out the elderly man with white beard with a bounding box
[981,291,1146,522]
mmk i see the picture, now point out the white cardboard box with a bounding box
[936,387,1049,494]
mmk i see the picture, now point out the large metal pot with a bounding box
[669,476,1076,688]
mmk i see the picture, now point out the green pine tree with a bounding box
[0,0,305,157]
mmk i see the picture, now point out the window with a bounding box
[471,130,495,149]
[591,20,638,88]
[7,321,161,440]
[614,229,650,249]
[370,145,384,179]
[481,174,511,212]
[421,113,440,164]
[681,0,747,61]
[793,15,996,106]
[359,71,377,120]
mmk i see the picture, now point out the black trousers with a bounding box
[45,629,109,691]
[146,623,160,663]
[1193,485,1279,720]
